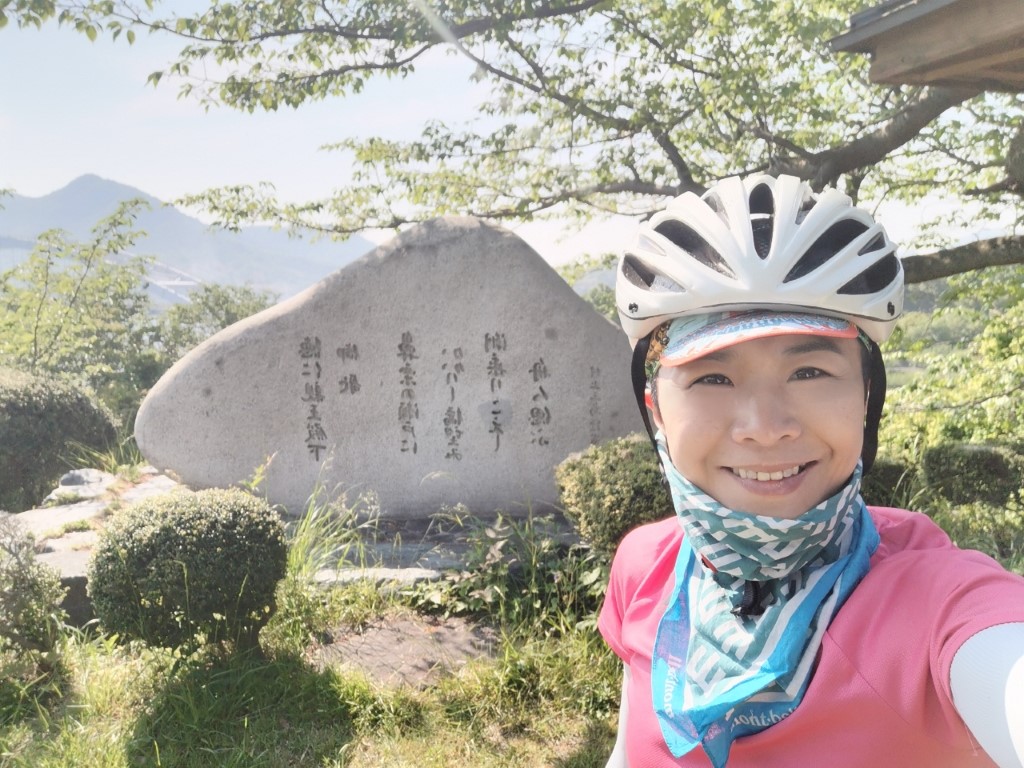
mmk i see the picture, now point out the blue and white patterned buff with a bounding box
[650,434,879,767]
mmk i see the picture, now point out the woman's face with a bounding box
[652,334,867,519]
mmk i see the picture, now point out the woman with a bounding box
[600,174,1024,767]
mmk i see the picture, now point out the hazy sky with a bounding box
[0,19,633,264]
[0,16,999,263]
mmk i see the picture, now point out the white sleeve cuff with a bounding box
[950,622,1024,768]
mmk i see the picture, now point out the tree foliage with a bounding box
[882,265,1024,454]
[5,1,1024,282]
[0,201,159,420]
[18,0,1023,282]
[0,204,278,423]
[158,283,276,365]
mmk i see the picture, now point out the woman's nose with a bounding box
[730,388,801,445]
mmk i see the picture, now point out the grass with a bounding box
[1,488,620,768]
[40,492,88,509]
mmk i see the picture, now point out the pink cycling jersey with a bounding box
[599,507,1024,767]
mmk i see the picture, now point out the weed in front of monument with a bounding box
[68,430,145,485]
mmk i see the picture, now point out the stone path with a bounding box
[311,613,499,688]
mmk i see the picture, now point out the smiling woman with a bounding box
[599,173,1024,768]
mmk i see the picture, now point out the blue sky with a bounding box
[0,20,633,264]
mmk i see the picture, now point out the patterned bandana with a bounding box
[651,435,879,767]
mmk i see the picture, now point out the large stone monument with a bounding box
[135,217,642,516]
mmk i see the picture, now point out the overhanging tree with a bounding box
[7,0,1024,282]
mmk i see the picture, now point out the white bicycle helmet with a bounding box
[616,174,904,345]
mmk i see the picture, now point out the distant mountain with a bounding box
[0,175,376,304]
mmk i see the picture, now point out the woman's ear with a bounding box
[648,388,665,432]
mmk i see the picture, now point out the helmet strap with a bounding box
[631,332,664,466]
[862,341,886,474]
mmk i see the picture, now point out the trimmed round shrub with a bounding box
[861,457,918,508]
[556,433,672,556]
[88,488,287,652]
[0,367,117,513]
[922,443,1024,506]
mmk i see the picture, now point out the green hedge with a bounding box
[930,501,1024,573]
[861,457,918,508]
[88,488,287,652]
[0,367,117,513]
[922,443,1024,506]
[556,434,673,556]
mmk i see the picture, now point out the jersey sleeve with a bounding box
[931,548,1024,708]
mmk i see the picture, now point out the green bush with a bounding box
[0,515,66,659]
[921,443,1024,506]
[930,501,1024,573]
[555,433,673,556]
[861,457,918,508]
[1,514,67,723]
[0,367,117,513]
[88,488,287,652]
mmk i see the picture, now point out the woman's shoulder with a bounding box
[608,516,684,590]
[867,506,958,556]
[864,504,1024,589]
[615,516,682,556]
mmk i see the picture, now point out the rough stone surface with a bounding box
[135,217,641,516]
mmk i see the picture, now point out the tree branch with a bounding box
[901,234,1024,283]
[774,86,982,189]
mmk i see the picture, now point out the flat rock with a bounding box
[135,217,641,517]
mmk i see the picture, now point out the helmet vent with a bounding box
[795,197,817,224]
[705,193,730,227]
[748,184,775,259]
[653,220,735,278]
[621,253,686,293]
[748,183,774,215]
[858,233,886,255]
[752,217,773,260]
[784,219,869,282]
[838,254,902,295]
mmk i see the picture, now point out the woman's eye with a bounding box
[693,373,732,386]
[793,367,827,380]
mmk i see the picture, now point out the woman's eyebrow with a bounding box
[783,337,844,355]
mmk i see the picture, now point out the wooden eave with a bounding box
[831,0,1024,92]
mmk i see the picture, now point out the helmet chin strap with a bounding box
[862,340,887,475]
[631,332,664,465]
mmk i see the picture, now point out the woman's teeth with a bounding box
[732,465,803,481]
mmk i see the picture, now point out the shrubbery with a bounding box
[0,515,66,659]
[921,443,1024,506]
[861,457,918,508]
[556,433,672,556]
[1,514,67,720]
[88,488,287,652]
[930,501,1024,572]
[0,367,117,513]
